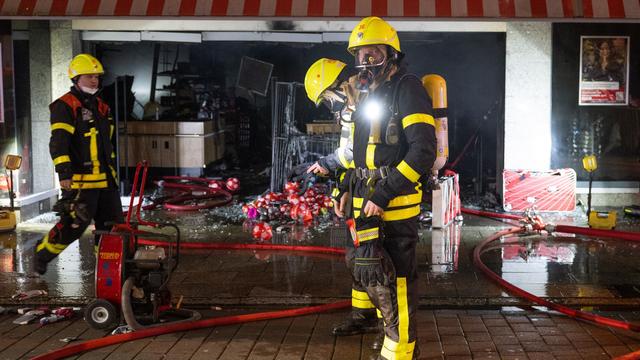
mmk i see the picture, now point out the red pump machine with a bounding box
[85,162,200,330]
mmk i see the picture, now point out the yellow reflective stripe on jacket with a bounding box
[84,128,100,174]
[382,205,420,221]
[353,193,421,210]
[72,173,106,181]
[397,160,421,183]
[366,144,376,169]
[401,113,435,129]
[53,155,71,166]
[388,192,422,207]
[110,124,115,138]
[356,227,379,243]
[351,289,375,309]
[71,181,108,189]
[51,122,75,134]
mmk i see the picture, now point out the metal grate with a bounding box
[270,82,339,192]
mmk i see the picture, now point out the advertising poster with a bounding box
[579,36,630,105]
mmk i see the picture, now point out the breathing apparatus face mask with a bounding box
[321,89,352,123]
[354,46,388,93]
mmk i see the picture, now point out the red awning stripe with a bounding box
[82,0,100,16]
[307,0,323,16]
[608,0,626,17]
[467,0,484,16]
[17,0,37,16]
[211,0,228,16]
[530,0,547,17]
[561,0,573,17]
[50,0,69,16]
[2,0,640,18]
[179,0,197,16]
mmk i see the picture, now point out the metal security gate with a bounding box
[270,82,338,192]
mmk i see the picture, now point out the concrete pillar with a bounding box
[29,20,76,195]
[503,22,552,171]
[29,21,54,194]
[50,21,78,99]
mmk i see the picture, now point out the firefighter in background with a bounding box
[304,59,381,337]
[304,58,356,176]
[35,54,123,275]
[339,17,437,359]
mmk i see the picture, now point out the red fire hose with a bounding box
[474,226,640,331]
[153,176,234,211]
[137,239,346,255]
[467,207,640,359]
[552,224,640,242]
[31,300,350,360]
[28,167,352,358]
[614,350,640,360]
[461,207,522,222]
[31,239,347,360]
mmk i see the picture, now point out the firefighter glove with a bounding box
[353,239,396,287]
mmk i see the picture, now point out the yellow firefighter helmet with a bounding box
[68,54,104,79]
[304,58,347,105]
[348,16,401,55]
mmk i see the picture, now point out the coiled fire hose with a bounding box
[153,176,234,211]
[465,207,640,359]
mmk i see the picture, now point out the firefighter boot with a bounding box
[331,309,378,336]
[35,258,48,275]
[369,344,420,360]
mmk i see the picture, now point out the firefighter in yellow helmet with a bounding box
[35,54,123,275]
[303,58,355,175]
[304,58,383,337]
[341,17,437,359]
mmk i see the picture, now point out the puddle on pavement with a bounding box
[478,233,640,298]
[4,201,640,302]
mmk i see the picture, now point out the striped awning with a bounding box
[1,0,639,19]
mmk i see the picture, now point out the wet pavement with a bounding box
[1,200,640,358]
[2,204,640,308]
[3,307,640,359]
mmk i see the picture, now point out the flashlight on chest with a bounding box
[363,100,383,144]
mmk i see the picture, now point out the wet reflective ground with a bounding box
[6,307,640,359]
[1,205,640,308]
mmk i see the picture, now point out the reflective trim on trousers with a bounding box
[380,277,415,360]
[352,288,375,309]
[36,235,67,255]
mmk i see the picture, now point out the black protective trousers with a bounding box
[36,187,123,265]
[351,216,419,360]
[345,240,378,316]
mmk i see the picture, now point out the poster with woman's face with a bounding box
[579,36,629,106]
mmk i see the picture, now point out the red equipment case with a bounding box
[502,168,577,212]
